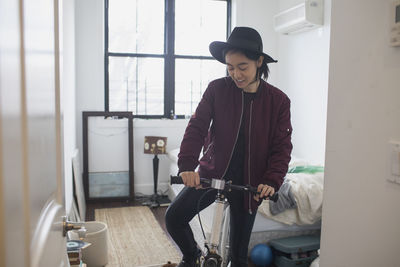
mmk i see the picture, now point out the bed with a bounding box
[166,149,323,258]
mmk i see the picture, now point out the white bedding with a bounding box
[258,172,324,225]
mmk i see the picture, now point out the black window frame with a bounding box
[104,0,231,119]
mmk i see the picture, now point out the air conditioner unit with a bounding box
[273,0,324,35]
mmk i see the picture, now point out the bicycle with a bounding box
[170,175,279,267]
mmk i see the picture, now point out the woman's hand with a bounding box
[179,171,202,189]
[253,184,275,201]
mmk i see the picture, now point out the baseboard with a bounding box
[134,182,170,196]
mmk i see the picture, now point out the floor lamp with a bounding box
[143,136,167,208]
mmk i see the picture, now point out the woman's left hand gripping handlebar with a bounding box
[253,184,275,201]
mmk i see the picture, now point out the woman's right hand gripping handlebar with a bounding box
[179,171,202,189]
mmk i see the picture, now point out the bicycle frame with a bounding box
[170,176,278,267]
[203,190,226,267]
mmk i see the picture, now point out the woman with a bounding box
[165,27,292,267]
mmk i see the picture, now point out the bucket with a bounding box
[81,221,108,267]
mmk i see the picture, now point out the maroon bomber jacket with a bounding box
[178,76,293,213]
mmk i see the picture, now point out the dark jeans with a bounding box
[165,187,257,267]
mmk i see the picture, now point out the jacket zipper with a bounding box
[203,142,213,156]
[220,91,244,180]
[248,100,254,214]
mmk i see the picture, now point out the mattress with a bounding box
[249,213,321,252]
[253,212,321,233]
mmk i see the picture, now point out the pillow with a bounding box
[167,148,180,163]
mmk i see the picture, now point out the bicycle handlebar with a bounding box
[170,175,279,202]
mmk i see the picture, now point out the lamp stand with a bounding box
[152,154,159,196]
[143,154,161,208]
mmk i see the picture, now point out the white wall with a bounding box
[233,0,279,85]
[62,0,77,215]
[321,0,400,266]
[75,0,104,174]
[132,119,188,193]
[275,0,330,164]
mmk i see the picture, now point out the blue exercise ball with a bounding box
[250,244,273,267]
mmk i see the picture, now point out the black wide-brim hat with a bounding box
[209,26,277,64]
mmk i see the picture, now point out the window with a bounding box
[105,0,231,118]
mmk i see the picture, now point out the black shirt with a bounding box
[223,92,257,186]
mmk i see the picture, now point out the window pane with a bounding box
[175,0,227,56]
[109,56,164,115]
[108,0,164,54]
[175,59,226,116]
